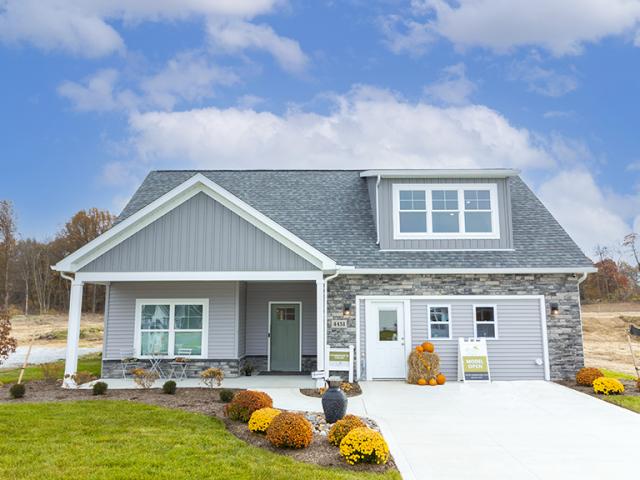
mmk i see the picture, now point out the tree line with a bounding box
[0,200,114,316]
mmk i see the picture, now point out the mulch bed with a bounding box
[0,381,396,473]
[300,382,362,398]
[556,378,640,413]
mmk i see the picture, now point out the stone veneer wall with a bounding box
[325,274,584,381]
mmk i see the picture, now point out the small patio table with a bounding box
[148,352,167,378]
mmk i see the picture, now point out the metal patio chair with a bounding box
[119,350,138,379]
[168,348,193,381]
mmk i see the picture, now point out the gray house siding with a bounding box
[245,281,317,357]
[376,177,513,250]
[80,192,317,272]
[103,281,238,360]
[237,282,247,358]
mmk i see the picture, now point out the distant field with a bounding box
[8,312,103,348]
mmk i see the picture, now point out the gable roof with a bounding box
[112,170,594,272]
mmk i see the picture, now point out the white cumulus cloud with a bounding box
[423,63,476,105]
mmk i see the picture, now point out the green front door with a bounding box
[270,303,301,371]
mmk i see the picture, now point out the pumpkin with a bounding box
[417,378,427,386]
[415,345,424,353]
[428,378,437,386]
[421,342,435,353]
[436,373,446,385]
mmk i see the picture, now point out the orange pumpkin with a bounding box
[436,373,446,385]
[417,378,427,386]
[422,342,435,353]
[415,345,424,353]
[428,378,437,386]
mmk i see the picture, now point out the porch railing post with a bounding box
[316,278,325,373]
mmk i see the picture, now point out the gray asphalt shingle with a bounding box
[117,170,593,269]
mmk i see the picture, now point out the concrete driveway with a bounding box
[358,381,638,480]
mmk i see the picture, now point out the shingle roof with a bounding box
[117,170,593,270]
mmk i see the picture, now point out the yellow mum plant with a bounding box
[248,408,281,433]
[339,427,389,465]
[593,377,624,395]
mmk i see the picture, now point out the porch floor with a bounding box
[80,374,316,390]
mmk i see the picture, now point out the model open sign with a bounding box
[458,338,491,381]
[325,345,354,383]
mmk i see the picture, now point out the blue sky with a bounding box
[1,0,639,259]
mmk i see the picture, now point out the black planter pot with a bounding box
[321,377,347,423]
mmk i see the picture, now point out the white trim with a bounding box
[392,183,500,240]
[133,298,209,359]
[360,169,520,178]
[355,297,361,381]
[268,301,303,372]
[53,173,336,272]
[357,294,544,301]
[340,268,597,275]
[75,271,323,283]
[473,304,499,340]
[379,248,516,252]
[315,279,326,372]
[427,304,453,340]
[539,297,551,381]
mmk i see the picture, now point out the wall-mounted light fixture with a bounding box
[343,303,352,317]
[550,303,559,316]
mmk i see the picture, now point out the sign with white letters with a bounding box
[458,338,491,382]
[325,345,354,383]
[331,319,348,329]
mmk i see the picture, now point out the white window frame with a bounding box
[473,304,499,340]
[134,298,209,358]
[427,304,453,340]
[392,183,500,240]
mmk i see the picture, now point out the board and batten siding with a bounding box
[376,177,513,250]
[103,281,238,360]
[359,297,545,381]
[80,192,317,272]
[245,281,317,356]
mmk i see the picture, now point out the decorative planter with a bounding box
[321,376,347,423]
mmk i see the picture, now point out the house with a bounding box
[53,169,595,386]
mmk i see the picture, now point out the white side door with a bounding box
[366,301,409,379]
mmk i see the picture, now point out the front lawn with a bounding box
[604,395,640,413]
[0,401,399,480]
[601,368,638,381]
[0,353,102,384]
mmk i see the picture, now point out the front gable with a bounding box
[80,192,317,272]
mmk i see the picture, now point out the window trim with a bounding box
[392,183,500,240]
[134,298,209,359]
[427,304,453,340]
[473,304,499,340]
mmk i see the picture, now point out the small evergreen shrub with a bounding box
[224,390,273,422]
[339,427,389,465]
[593,377,625,395]
[575,367,604,386]
[219,388,234,403]
[266,412,313,449]
[9,383,25,399]
[162,380,177,394]
[248,408,281,433]
[328,414,366,446]
[92,381,108,396]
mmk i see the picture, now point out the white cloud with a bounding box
[379,14,434,56]
[392,0,640,56]
[59,53,237,112]
[423,63,476,105]
[538,170,632,257]
[509,55,578,97]
[543,110,574,119]
[207,20,308,73]
[0,0,285,57]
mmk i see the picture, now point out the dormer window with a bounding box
[393,183,500,239]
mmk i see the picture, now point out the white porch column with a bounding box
[316,278,325,372]
[63,280,84,388]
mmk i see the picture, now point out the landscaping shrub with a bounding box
[219,388,234,403]
[576,367,604,386]
[9,383,25,399]
[224,390,273,422]
[131,368,159,389]
[266,412,313,449]
[248,407,281,433]
[593,377,625,395]
[339,427,389,465]
[72,371,97,385]
[41,362,64,382]
[92,381,108,396]
[162,380,177,394]
[200,367,224,388]
[328,414,365,446]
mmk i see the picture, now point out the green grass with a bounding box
[601,369,638,381]
[0,353,102,384]
[604,396,640,414]
[0,401,399,480]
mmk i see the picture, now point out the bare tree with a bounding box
[623,233,640,271]
[0,309,17,366]
[0,201,16,312]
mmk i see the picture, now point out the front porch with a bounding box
[63,272,327,387]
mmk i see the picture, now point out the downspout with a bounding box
[375,175,381,245]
